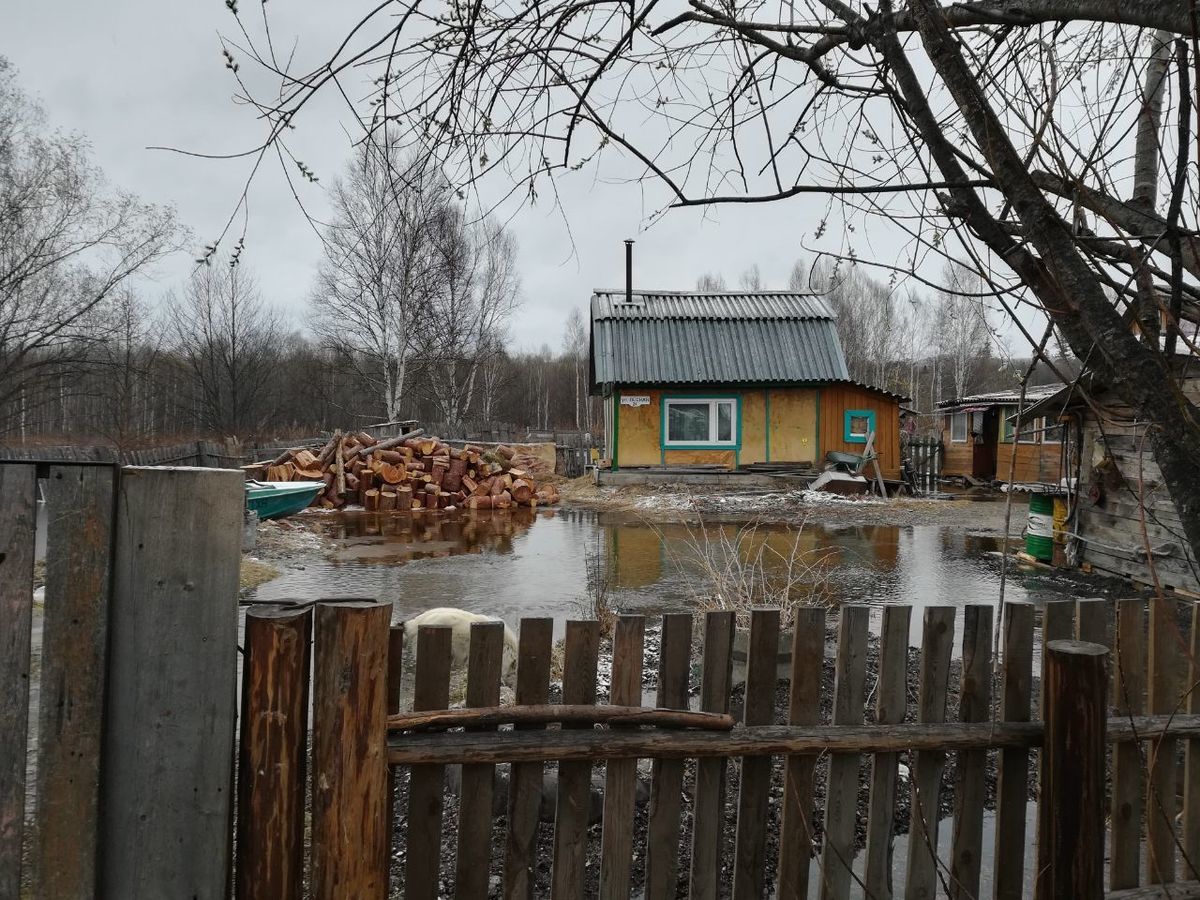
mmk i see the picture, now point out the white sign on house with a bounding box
[620,395,651,408]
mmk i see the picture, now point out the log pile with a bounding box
[250,430,561,511]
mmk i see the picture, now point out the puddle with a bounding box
[250,507,1141,644]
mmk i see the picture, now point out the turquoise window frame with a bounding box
[660,394,741,450]
[844,409,875,443]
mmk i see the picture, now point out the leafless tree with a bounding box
[562,307,589,430]
[935,264,995,399]
[169,259,283,438]
[94,289,161,448]
[223,2,1200,554]
[696,273,727,292]
[738,265,765,291]
[0,57,177,433]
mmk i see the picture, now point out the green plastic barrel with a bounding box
[1026,493,1054,561]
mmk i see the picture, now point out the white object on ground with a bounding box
[402,607,520,685]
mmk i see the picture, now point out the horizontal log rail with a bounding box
[386,713,1200,766]
[388,704,736,732]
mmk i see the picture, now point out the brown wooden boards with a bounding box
[1111,598,1147,891]
[949,604,992,900]
[993,602,1034,900]
[599,615,645,900]
[0,464,36,899]
[406,624,453,900]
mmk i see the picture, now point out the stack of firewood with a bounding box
[250,429,561,511]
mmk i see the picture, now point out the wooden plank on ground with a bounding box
[405,624,453,900]
[503,617,553,900]
[1146,597,1180,884]
[733,609,782,900]
[599,615,645,900]
[863,605,912,900]
[777,607,827,900]
[644,613,693,898]
[310,601,390,900]
[949,604,992,900]
[992,602,1034,900]
[820,605,870,900]
[101,467,243,899]
[903,606,955,900]
[456,622,506,900]
[1033,599,1075,900]
[0,464,36,900]
[1111,598,1147,891]
[689,611,736,900]
[1184,602,1200,881]
[550,620,601,900]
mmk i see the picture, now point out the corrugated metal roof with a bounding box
[592,289,836,321]
[935,384,1066,410]
[590,290,848,387]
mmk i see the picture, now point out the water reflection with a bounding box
[252,507,1138,642]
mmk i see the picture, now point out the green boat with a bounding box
[245,480,322,520]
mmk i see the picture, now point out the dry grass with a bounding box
[239,558,281,592]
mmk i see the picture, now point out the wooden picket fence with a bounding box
[239,598,1200,900]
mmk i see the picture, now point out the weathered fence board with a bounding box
[1185,602,1200,882]
[311,600,390,900]
[0,464,36,899]
[993,601,1034,900]
[1146,596,1181,884]
[100,466,242,899]
[949,604,992,900]
[406,624,453,900]
[1033,600,1075,900]
[1111,598,1146,891]
[236,606,312,900]
[689,611,736,900]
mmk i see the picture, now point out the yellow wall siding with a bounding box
[739,390,768,463]
[615,389,663,467]
[769,389,819,464]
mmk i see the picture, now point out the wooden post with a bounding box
[1042,639,1107,900]
[35,465,115,900]
[311,600,390,900]
[236,606,313,900]
[101,466,243,899]
[0,464,37,899]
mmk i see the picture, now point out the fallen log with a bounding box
[355,429,423,459]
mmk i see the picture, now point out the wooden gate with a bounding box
[238,598,1200,899]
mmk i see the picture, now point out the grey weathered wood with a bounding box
[35,466,114,900]
[550,620,601,900]
[777,608,827,900]
[993,602,1035,900]
[599,615,645,900]
[645,613,693,899]
[1147,597,1181,885]
[864,605,911,900]
[1106,880,1200,899]
[733,609,782,900]
[386,714,1200,765]
[406,624,454,900]
[1033,600,1075,900]
[1043,640,1108,899]
[455,622,506,900]
[903,606,956,900]
[1075,598,1110,648]
[312,600,391,900]
[503,618,554,900]
[949,604,992,900]
[1111,598,1147,891]
[1184,602,1200,881]
[820,605,870,900]
[385,623,404,892]
[689,611,736,900]
[100,466,243,899]
[0,464,36,900]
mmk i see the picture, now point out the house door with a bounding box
[972,409,998,479]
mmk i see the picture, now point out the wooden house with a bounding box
[589,289,906,477]
[935,385,1070,487]
[1020,376,1200,593]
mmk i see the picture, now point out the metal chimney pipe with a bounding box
[624,239,634,304]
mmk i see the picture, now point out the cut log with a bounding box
[316,437,338,467]
[467,495,493,510]
[345,472,360,491]
[355,435,406,459]
[461,475,478,495]
[376,450,404,465]
[355,432,377,447]
[377,463,406,485]
[335,438,346,497]
[295,449,320,470]
[360,470,376,493]
[397,486,413,508]
[511,480,532,503]
[495,445,516,460]
[364,490,380,512]
[445,458,467,493]
[379,491,397,512]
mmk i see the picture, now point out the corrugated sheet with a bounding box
[592,290,835,321]
[935,384,1066,411]
[591,290,849,386]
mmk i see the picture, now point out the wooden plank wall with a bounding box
[937,413,1065,484]
[819,384,901,478]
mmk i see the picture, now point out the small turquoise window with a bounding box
[844,409,875,443]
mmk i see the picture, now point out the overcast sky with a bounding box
[5,1,900,353]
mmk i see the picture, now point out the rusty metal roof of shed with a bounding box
[590,290,849,388]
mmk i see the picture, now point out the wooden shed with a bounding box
[589,289,906,478]
[935,385,1069,487]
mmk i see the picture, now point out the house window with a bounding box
[1000,405,1016,442]
[844,409,876,444]
[663,398,737,446]
[1042,418,1064,444]
[1017,415,1040,444]
[950,412,968,443]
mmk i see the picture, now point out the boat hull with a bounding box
[245,482,323,520]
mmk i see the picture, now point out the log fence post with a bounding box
[236,606,313,900]
[1041,639,1107,900]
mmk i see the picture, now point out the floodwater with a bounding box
[250,505,1139,645]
